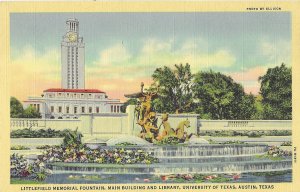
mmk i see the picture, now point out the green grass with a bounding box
[251,170,290,177]
[11,178,46,184]
[254,154,284,161]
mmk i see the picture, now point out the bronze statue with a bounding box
[125,82,192,143]
[157,113,191,142]
[125,82,159,142]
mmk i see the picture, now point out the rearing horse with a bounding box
[175,119,191,140]
[157,114,191,142]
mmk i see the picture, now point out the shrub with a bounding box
[115,142,137,146]
[156,136,180,145]
[199,130,291,137]
[247,131,262,138]
[36,145,59,149]
[10,128,78,138]
[11,145,30,150]
[281,141,292,146]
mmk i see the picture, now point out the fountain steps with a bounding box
[52,168,292,175]
[157,153,266,163]
[152,145,268,157]
[100,144,269,156]
[48,144,292,175]
[50,159,292,175]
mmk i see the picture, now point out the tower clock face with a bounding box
[67,32,77,42]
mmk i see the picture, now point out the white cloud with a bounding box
[89,38,237,81]
[141,38,174,54]
[260,39,291,66]
[10,46,61,101]
[12,45,60,76]
[93,43,131,66]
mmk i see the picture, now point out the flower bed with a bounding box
[255,146,292,161]
[152,173,235,183]
[10,154,52,181]
[267,146,292,157]
[41,145,158,164]
[11,129,159,183]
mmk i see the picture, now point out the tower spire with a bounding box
[61,18,85,89]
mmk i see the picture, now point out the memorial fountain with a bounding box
[11,83,292,183]
[47,83,292,183]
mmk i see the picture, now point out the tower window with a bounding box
[82,106,85,113]
[89,107,92,113]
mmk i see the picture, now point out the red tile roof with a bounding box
[43,88,105,93]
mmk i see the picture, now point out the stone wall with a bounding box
[198,120,292,131]
[10,105,292,138]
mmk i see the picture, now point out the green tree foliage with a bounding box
[121,98,138,113]
[10,97,24,118]
[22,106,41,118]
[151,63,194,113]
[252,95,264,119]
[192,71,256,120]
[259,63,292,120]
[10,97,41,118]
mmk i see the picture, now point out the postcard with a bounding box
[0,1,299,192]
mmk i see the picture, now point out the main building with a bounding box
[24,18,123,119]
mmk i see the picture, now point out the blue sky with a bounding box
[10,12,291,101]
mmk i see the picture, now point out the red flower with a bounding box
[233,174,240,180]
[161,175,168,181]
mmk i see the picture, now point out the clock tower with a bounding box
[61,18,85,89]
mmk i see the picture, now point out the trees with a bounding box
[150,64,259,119]
[192,71,256,120]
[151,63,194,114]
[238,94,257,120]
[121,98,138,113]
[259,63,292,120]
[10,97,24,118]
[10,97,41,118]
[22,106,41,118]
